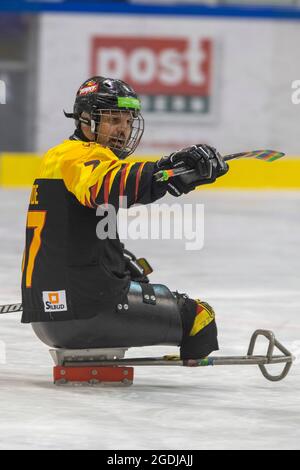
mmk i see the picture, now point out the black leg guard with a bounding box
[174,293,219,360]
[32,281,183,349]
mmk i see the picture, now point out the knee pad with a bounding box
[178,296,219,360]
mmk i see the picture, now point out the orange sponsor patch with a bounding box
[48,293,59,305]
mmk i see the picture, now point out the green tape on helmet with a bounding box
[117,97,141,110]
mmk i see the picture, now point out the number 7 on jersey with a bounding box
[23,211,47,288]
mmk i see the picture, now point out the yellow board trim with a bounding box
[210,158,300,190]
[1,153,300,189]
[0,154,42,188]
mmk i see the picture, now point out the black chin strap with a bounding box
[64,110,94,142]
[64,110,92,127]
[70,128,91,142]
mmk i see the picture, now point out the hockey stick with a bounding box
[154,149,285,182]
[0,303,22,315]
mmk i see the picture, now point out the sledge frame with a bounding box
[49,330,294,383]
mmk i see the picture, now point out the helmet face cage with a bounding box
[68,77,145,158]
[91,108,144,159]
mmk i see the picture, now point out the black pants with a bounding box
[32,281,183,349]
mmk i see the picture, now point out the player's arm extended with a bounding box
[60,152,166,209]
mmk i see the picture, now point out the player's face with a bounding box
[96,111,133,151]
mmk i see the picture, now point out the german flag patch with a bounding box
[189,300,215,337]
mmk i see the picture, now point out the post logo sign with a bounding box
[91,36,213,116]
[0,80,6,105]
[43,290,68,312]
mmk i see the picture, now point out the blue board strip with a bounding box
[0,2,300,20]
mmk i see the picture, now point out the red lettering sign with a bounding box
[91,36,212,96]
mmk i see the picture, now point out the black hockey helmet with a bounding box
[64,76,144,158]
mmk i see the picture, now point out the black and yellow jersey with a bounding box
[21,138,164,323]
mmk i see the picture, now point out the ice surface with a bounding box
[0,189,299,450]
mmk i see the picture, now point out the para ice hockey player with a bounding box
[21,76,228,360]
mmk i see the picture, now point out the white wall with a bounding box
[36,14,300,156]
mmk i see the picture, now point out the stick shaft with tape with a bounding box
[154,149,285,182]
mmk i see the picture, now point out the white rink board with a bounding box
[0,189,299,450]
[37,14,300,155]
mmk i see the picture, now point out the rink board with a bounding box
[1,153,300,189]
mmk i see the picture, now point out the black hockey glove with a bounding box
[155,144,229,197]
